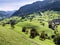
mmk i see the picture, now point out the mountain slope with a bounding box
[12,1,49,16]
[0,11,16,19]
[12,0,60,16]
[0,25,37,45]
[0,11,7,17]
[43,1,60,11]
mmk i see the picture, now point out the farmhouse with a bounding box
[48,19,60,30]
[48,19,60,25]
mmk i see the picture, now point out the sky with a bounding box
[0,0,44,11]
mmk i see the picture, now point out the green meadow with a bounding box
[0,11,60,45]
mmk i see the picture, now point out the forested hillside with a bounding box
[12,0,60,16]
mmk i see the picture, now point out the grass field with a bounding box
[0,10,60,45]
[0,21,56,45]
[0,25,38,45]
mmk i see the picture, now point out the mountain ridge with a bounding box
[12,0,60,16]
[0,10,16,19]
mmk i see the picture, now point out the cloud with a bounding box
[0,2,33,11]
[0,0,44,11]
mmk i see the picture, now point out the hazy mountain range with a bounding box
[0,10,16,19]
[0,0,60,19]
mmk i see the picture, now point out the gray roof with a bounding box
[48,19,60,24]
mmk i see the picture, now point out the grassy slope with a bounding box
[14,23,55,45]
[1,23,55,45]
[0,25,37,45]
[0,21,56,45]
[0,11,58,45]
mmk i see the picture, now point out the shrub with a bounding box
[53,33,60,45]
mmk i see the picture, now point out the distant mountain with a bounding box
[6,11,16,17]
[0,10,16,19]
[12,0,60,16]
